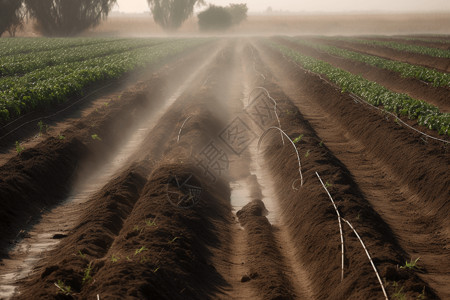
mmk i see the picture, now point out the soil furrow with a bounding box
[255,41,449,299]
[2,42,226,299]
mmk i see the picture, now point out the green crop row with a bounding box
[334,37,450,59]
[396,36,450,45]
[0,38,169,76]
[0,39,207,122]
[0,37,119,56]
[288,38,450,87]
[271,43,450,136]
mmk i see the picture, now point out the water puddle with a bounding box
[0,47,221,299]
[229,46,282,226]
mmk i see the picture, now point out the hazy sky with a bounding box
[114,0,450,13]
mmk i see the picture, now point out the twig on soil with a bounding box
[341,217,389,300]
[177,115,193,143]
[247,87,284,145]
[257,126,303,188]
[316,172,345,282]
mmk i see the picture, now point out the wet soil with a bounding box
[0,37,448,300]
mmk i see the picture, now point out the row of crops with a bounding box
[330,36,450,59]
[0,38,208,122]
[285,37,450,87]
[269,42,450,136]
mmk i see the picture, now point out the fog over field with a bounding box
[115,0,450,13]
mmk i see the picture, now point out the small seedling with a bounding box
[305,150,310,158]
[111,255,120,263]
[140,256,150,263]
[417,287,426,300]
[82,262,93,285]
[37,120,49,136]
[169,237,180,244]
[392,284,406,300]
[55,280,72,296]
[58,134,65,140]
[126,256,132,261]
[325,181,333,188]
[400,257,421,270]
[319,140,324,147]
[15,141,24,154]
[135,246,148,256]
[133,225,140,231]
[91,134,102,141]
[293,134,304,144]
[78,250,86,259]
[145,218,157,227]
[153,267,160,273]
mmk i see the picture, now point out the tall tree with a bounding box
[227,3,247,25]
[0,0,24,37]
[25,0,117,36]
[147,0,204,31]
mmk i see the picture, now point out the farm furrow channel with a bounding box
[0,40,224,298]
[274,37,450,113]
[0,40,312,300]
[0,37,448,300]
[312,37,450,73]
[254,40,449,299]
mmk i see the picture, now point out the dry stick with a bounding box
[316,172,345,282]
[177,115,193,143]
[247,86,285,145]
[257,126,303,188]
[341,217,389,300]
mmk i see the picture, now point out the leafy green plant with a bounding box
[0,39,206,122]
[272,43,450,136]
[15,141,24,154]
[400,257,421,270]
[82,262,93,285]
[290,38,450,87]
[54,280,72,296]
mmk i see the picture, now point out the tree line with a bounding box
[0,0,247,37]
